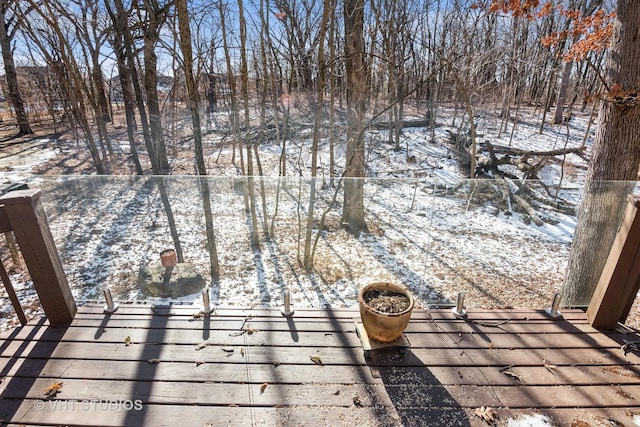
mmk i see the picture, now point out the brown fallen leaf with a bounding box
[499,366,525,384]
[221,347,235,354]
[310,355,323,366]
[260,383,268,394]
[543,359,558,375]
[190,312,204,321]
[614,386,634,400]
[195,360,205,367]
[474,406,498,424]
[602,366,639,378]
[352,395,362,407]
[43,382,63,399]
[148,358,160,364]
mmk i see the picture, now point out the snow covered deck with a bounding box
[1,305,639,426]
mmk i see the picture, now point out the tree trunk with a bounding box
[562,0,640,305]
[303,0,331,269]
[553,60,574,124]
[141,1,170,174]
[175,0,220,279]
[0,2,33,135]
[110,0,158,173]
[105,0,143,174]
[341,0,368,234]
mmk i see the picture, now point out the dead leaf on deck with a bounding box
[543,359,558,375]
[190,312,204,321]
[148,358,160,364]
[310,355,323,365]
[352,395,362,407]
[614,386,635,400]
[221,347,235,354]
[499,366,525,384]
[474,406,498,424]
[247,326,258,335]
[195,342,208,350]
[260,383,268,394]
[43,382,63,399]
[125,336,132,346]
[603,366,639,378]
[195,360,205,367]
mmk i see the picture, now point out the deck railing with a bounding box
[0,177,639,329]
[588,194,640,329]
[0,188,76,325]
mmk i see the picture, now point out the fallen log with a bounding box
[474,141,584,180]
[477,142,585,158]
[370,119,431,130]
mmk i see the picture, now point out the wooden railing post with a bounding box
[0,189,76,324]
[587,194,640,330]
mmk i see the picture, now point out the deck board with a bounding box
[1,305,639,426]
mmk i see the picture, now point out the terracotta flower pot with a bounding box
[160,249,177,268]
[358,282,414,343]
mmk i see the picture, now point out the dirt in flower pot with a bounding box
[362,289,411,314]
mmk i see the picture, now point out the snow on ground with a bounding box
[0,105,605,331]
[505,414,555,426]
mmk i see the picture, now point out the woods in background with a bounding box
[1,0,638,302]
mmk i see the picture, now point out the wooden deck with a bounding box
[1,305,640,426]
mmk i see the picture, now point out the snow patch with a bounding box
[506,414,556,427]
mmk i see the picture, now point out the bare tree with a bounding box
[0,0,32,135]
[104,0,144,174]
[341,0,368,234]
[175,0,220,280]
[18,0,105,173]
[303,0,332,268]
[138,0,171,174]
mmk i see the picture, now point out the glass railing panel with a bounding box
[6,176,636,313]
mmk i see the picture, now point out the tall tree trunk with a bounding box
[105,0,143,174]
[0,2,32,135]
[303,0,331,269]
[141,0,170,174]
[110,0,158,173]
[341,0,368,234]
[236,0,259,248]
[175,0,220,279]
[328,2,337,188]
[218,0,241,168]
[553,57,575,124]
[562,0,640,305]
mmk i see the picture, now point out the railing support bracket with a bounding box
[103,288,119,314]
[451,292,467,319]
